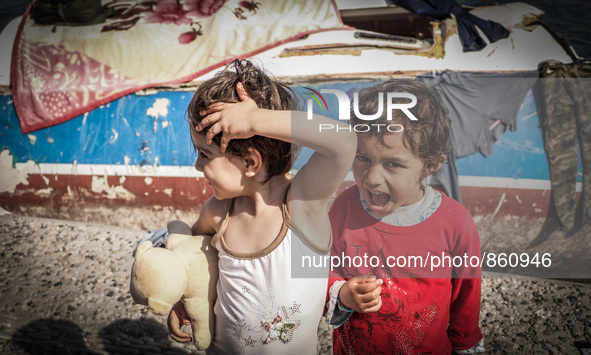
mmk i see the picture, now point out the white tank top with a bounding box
[206,197,329,355]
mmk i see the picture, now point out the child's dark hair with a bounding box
[351,79,449,179]
[188,59,300,180]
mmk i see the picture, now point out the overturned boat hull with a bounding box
[0,2,581,221]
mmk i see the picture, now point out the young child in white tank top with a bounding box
[166,59,356,354]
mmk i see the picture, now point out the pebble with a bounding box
[0,214,590,354]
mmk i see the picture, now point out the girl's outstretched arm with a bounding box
[197,82,356,250]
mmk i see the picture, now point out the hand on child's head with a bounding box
[195,103,225,133]
[194,82,257,153]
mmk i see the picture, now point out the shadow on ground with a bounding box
[12,317,191,355]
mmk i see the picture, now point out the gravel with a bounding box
[0,212,589,354]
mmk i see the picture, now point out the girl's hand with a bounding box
[167,301,192,343]
[196,82,259,153]
[338,276,383,313]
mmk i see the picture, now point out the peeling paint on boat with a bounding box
[147,98,170,134]
[91,175,135,200]
[0,150,36,193]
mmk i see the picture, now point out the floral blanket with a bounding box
[12,0,345,133]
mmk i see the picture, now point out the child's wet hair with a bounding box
[188,59,300,181]
[351,79,450,179]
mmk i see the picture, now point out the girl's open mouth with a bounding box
[367,189,391,212]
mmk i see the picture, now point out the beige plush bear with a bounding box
[130,221,218,350]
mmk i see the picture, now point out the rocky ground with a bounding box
[0,208,590,354]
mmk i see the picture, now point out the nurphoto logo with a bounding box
[304,88,417,133]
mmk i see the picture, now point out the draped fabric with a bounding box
[538,60,591,231]
[418,71,538,201]
[12,0,346,133]
[391,0,509,52]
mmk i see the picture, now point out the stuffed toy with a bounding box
[130,220,218,350]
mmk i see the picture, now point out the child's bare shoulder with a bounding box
[194,197,232,235]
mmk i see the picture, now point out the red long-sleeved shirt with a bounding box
[329,186,483,354]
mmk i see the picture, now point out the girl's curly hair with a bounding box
[351,79,450,179]
[188,59,301,181]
